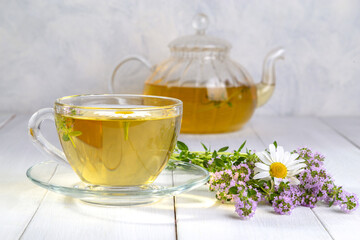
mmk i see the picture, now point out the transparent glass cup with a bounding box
[28,94,182,187]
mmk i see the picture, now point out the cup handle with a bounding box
[109,55,153,93]
[28,108,69,166]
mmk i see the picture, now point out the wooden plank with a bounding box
[21,194,176,240]
[0,115,50,240]
[175,124,331,240]
[251,116,360,240]
[321,117,360,148]
[16,115,176,240]
[0,113,15,129]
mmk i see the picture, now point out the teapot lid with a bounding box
[168,13,231,52]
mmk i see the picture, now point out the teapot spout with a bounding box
[256,47,285,107]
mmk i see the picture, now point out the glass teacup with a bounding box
[29,94,182,187]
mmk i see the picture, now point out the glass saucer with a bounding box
[26,160,209,206]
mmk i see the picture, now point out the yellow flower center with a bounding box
[270,162,287,179]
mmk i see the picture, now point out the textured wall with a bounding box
[1,0,359,115]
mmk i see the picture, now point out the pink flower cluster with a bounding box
[233,195,257,220]
[271,148,358,215]
[209,163,251,202]
[209,163,262,219]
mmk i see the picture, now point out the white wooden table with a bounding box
[0,113,359,240]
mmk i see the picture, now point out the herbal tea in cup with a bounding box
[29,94,182,187]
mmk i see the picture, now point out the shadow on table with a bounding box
[60,195,176,225]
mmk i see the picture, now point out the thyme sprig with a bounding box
[170,140,275,201]
[171,140,250,172]
[169,140,359,219]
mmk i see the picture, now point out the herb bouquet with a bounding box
[170,141,358,219]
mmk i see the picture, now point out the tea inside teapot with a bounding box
[144,83,257,133]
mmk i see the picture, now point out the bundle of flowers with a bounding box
[171,141,358,219]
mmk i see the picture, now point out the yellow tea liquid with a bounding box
[55,111,181,186]
[144,83,257,133]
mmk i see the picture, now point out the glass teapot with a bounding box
[110,13,284,134]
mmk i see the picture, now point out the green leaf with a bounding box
[228,186,238,194]
[258,180,267,187]
[218,146,229,152]
[238,140,247,152]
[227,101,233,107]
[279,182,285,192]
[234,156,246,166]
[201,143,208,151]
[212,150,218,158]
[273,141,278,148]
[62,134,70,141]
[214,158,225,167]
[329,199,335,207]
[247,189,257,197]
[69,131,82,137]
[177,141,188,151]
[249,181,259,187]
[269,193,277,201]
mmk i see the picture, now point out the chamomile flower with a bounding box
[254,144,306,185]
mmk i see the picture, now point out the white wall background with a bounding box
[0,0,359,116]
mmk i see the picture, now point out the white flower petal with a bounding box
[253,171,270,180]
[286,160,305,168]
[255,162,270,170]
[269,144,276,152]
[289,168,305,176]
[295,158,305,163]
[254,167,262,174]
[288,153,299,162]
[286,157,303,165]
[283,151,290,165]
[256,152,272,165]
[288,161,305,167]
[262,152,274,164]
[288,177,300,185]
[274,178,285,185]
[276,146,284,163]
[269,144,276,160]
[287,163,307,171]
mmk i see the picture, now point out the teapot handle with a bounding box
[109,55,153,93]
